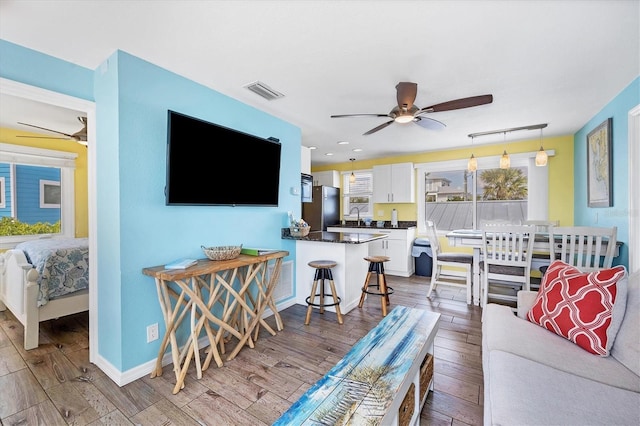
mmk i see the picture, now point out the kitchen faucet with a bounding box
[349,206,361,226]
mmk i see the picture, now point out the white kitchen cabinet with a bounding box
[327,226,417,277]
[368,238,409,275]
[373,162,415,203]
[313,170,340,187]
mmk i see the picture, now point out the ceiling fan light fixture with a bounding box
[394,113,415,124]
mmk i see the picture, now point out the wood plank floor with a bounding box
[0,275,484,425]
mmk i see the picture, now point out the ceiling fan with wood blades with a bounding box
[331,82,493,135]
[17,116,88,145]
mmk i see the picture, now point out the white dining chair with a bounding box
[480,224,536,310]
[425,221,474,304]
[548,226,617,272]
[523,220,558,290]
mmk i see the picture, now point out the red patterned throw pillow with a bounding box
[527,260,627,356]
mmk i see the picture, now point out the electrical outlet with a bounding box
[378,210,384,217]
[147,323,159,343]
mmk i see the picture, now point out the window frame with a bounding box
[341,169,374,219]
[40,179,61,208]
[0,143,76,248]
[415,150,553,235]
[0,176,5,209]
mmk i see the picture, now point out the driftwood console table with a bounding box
[142,250,288,394]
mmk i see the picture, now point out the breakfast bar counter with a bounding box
[283,229,387,315]
[282,229,388,244]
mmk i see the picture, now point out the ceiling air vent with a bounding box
[244,81,284,101]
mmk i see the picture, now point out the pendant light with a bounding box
[535,127,548,167]
[499,132,510,169]
[467,136,477,172]
[349,158,356,183]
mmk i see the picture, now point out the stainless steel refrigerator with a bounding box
[302,186,340,231]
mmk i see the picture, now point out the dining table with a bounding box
[446,229,620,306]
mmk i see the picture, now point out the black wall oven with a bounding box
[301,173,313,203]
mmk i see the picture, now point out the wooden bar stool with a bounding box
[305,260,343,325]
[358,256,394,316]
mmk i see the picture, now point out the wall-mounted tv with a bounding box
[165,110,282,206]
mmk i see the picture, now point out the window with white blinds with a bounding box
[342,170,373,219]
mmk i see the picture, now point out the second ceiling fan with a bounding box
[331,82,493,135]
[18,116,88,145]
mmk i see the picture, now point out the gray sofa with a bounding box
[482,270,640,425]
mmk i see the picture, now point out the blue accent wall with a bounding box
[574,77,639,268]
[95,51,301,370]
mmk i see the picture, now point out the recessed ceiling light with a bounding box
[325,152,334,156]
[309,146,317,150]
[352,148,363,152]
[337,141,349,145]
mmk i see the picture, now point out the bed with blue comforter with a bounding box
[15,238,89,307]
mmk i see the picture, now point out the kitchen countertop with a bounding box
[281,229,388,244]
[328,221,417,230]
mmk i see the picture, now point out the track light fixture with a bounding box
[468,123,548,169]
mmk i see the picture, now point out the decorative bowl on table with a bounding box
[201,245,242,261]
[290,226,310,237]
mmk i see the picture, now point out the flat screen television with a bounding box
[165,110,282,206]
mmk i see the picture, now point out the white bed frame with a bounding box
[0,249,89,350]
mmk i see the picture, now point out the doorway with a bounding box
[0,77,98,361]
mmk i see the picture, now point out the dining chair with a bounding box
[480,224,536,310]
[425,221,473,304]
[523,220,558,290]
[547,226,617,273]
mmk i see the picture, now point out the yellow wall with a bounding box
[312,134,574,227]
[0,128,89,237]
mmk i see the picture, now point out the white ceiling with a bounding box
[0,1,638,166]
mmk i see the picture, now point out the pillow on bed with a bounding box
[527,260,627,356]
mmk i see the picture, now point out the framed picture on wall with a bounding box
[586,118,613,207]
